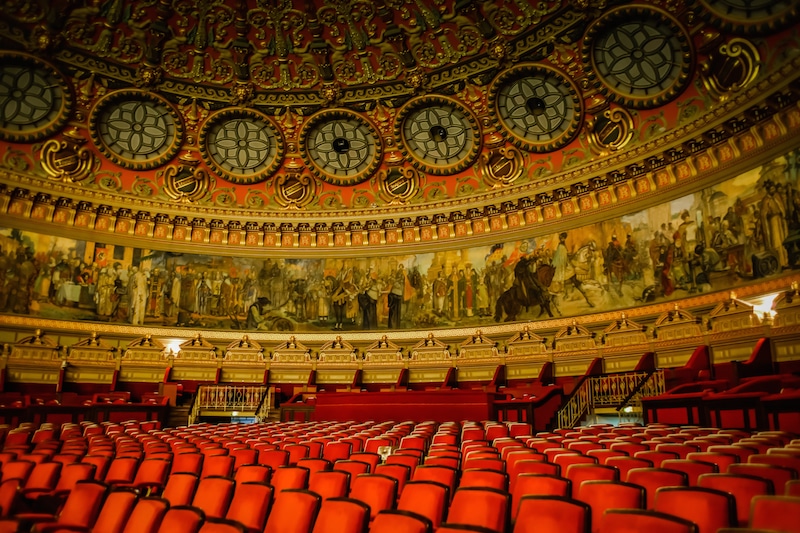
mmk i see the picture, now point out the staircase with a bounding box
[165,406,191,428]
[188,385,274,425]
[556,369,665,428]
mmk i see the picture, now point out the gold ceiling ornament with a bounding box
[478,145,525,188]
[586,106,635,155]
[230,81,255,107]
[405,68,429,93]
[40,127,97,184]
[319,82,341,106]
[274,158,317,210]
[162,150,211,204]
[377,166,421,205]
[134,64,163,89]
[700,38,760,102]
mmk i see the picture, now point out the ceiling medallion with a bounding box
[200,108,284,185]
[699,0,800,35]
[583,6,693,109]
[378,166,421,205]
[274,159,317,209]
[89,89,184,170]
[299,109,382,186]
[701,38,761,101]
[586,107,635,154]
[489,64,583,153]
[40,128,97,183]
[394,96,481,175]
[0,52,72,143]
[163,151,210,203]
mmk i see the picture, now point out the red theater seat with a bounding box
[512,495,590,533]
[626,468,688,509]
[697,473,773,526]
[445,487,510,533]
[458,469,508,491]
[225,481,273,533]
[654,486,735,533]
[191,476,235,519]
[599,509,697,533]
[576,480,644,533]
[371,509,432,533]
[749,495,800,533]
[350,474,398,520]
[511,474,570,520]
[309,470,350,500]
[311,497,369,533]
[264,489,321,533]
[659,459,717,486]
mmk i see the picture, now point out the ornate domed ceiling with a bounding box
[0,0,799,254]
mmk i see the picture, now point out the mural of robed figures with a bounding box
[2,152,799,331]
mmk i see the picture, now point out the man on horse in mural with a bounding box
[551,232,595,312]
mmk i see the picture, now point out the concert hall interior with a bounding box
[1,1,800,531]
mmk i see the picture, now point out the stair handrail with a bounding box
[255,386,274,422]
[615,368,657,411]
[557,376,592,429]
[187,387,202,426]
[617,368,666,415]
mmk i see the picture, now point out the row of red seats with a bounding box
[2,419,800,532]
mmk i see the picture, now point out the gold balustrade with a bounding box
[188,385,272,425]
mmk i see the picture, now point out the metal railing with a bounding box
[556,369,666,429]
[617,369,666,422]
[188,385,271,425]
[557,377,592,429]
[590,371,655,408]
[255,387,274,422]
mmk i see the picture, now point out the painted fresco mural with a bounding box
[1,153,799,332]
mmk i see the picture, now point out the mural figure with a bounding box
[494,256,554,322]
[551,232,595,312]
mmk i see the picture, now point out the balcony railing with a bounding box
[188,385,272,425]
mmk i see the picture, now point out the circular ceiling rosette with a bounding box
[299,109,382,186]
[489,64,583,153]
[90,89,184,170]
[394,96,481,175]
[698,0,800,35]
[583,6,693,109]
[0,52,72,143]
[200,108,284,185]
